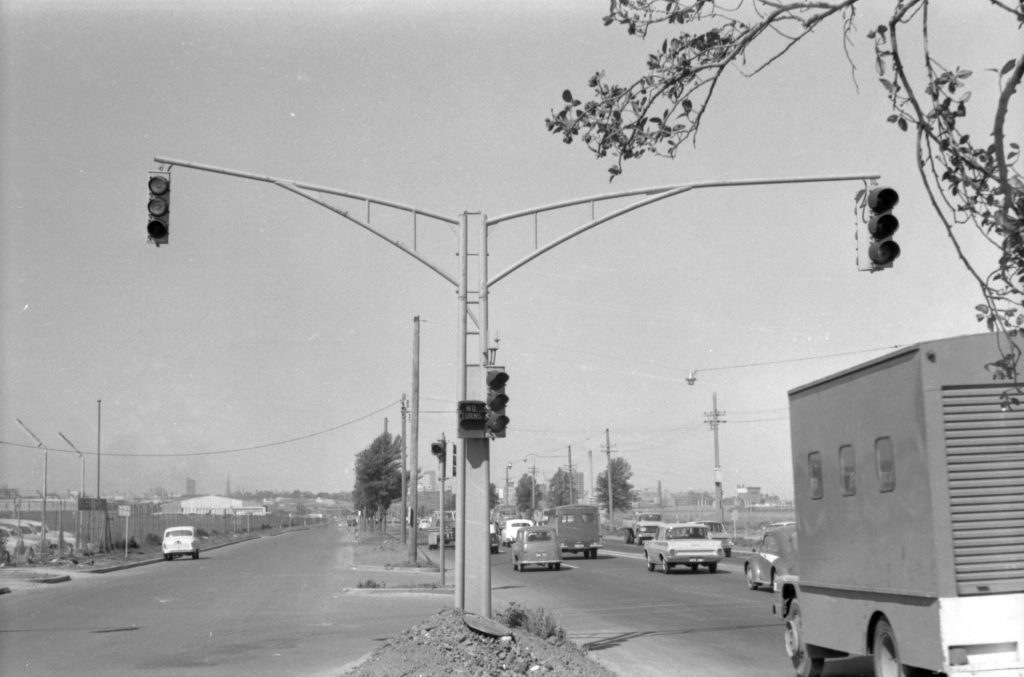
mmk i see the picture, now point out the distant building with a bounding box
[185,477,196,496]
[735,485,762,507]
[162,495,265,516]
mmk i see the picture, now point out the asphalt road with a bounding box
[0,527,877,677]
[490,540,876,677]
[0,527,448,677]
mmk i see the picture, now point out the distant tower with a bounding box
[185,477,196,496]
[226,474,231,497]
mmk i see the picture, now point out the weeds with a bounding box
[495,602,566,642]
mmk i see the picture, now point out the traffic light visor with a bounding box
[869,240,901,265]
[149,175,169,196]
[868,213,899,239]
[148,219,168,239]
[867,187,899,212]
[486,370,509,389]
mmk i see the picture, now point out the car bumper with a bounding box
[664,553,721,565]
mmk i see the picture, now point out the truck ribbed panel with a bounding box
[942,385,1024,595]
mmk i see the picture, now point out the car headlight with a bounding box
[716,548,724,557]
[668,549,676,556]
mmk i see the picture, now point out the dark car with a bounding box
[490,522,500,554]
[744,524,797,591]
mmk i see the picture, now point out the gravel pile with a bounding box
[346,606,617,677]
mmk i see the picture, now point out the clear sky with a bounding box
[1,1,1018,501]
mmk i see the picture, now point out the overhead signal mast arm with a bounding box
[152,156,460,288]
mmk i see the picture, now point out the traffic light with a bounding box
[865,186,900,269]
[431,439,446,464]
[451,444,457,477]
[147,171,170,246]
[485,368,509,438]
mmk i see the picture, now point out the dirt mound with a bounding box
[346,606,617,676]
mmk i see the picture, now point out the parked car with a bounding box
[162,526,199,560]
[696,520,734,557]
[634,520,661,546]
[744,523,798,591]
[500,518,533,546]
[11,519,76,553]
[0,526,25,563]
[511,525,561,572]
[0,523,41,561]
[643,522,723,574]
[489,523,500,554]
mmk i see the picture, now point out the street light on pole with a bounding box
[59,432,84,553]
[17,418,48,552]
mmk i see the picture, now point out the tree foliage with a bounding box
[515,473,544,514]
[351,432,405,527]
[548,0,1024,379]
[545,468,576,507]
[595,457,635,513]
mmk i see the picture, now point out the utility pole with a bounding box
[704,393,727,524]
[588,449,594,505]
[605,429,613,523]
[567,446,574,504]
[408,317,420,564]
[400,393,408,544]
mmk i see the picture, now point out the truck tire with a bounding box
[784,599,823,677]
[645,553,655,572]
[872,617,908,677]
[745,565,760,590]
[624,529,634,544]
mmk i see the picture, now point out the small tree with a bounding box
[545,468,575,507]
[352,432,405,530]
[595,457,635,515]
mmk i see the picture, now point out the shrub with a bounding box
[145,533,162,546]
[495,602,566,642]
[356,579,385,588]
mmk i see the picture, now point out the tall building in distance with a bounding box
[185,477,196,496]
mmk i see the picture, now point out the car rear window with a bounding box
[166,529,193,538]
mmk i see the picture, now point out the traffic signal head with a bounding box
[485,368,509,438]
[431,440,445,463]
[865,186,900,269]
[148,172,170,246]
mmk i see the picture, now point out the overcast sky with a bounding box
[1,1,1017,502]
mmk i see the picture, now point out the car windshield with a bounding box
[666,527,706,539]
[166,529,193,538]
[703,522,724,531]
[526,531,551,541]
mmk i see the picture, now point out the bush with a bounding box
[145,533,162,546]
[495,602,566,642]
[357,579,385,588]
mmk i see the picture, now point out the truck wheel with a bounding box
[624,529,634,544]
[590,547,598,559]
[745,566,759,589]
[724,548,732,558]
[512,556,519,571]
[645,554,655,572]
[784,599,823,677]
[707,563,717,573]
[872,618,907,677]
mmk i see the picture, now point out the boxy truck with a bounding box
[776,333,1024,676]
[542,504,602,558]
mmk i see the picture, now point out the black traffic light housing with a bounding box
[148,171,170,246]
[431,439,445,464]
[864,186,900,269]
[485,367,509,438]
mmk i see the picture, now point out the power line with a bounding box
[0,399,401,459]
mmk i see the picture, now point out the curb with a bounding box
[89,534,261,574]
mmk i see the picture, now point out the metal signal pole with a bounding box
[705,392,727,525]
[150,156,879,618]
